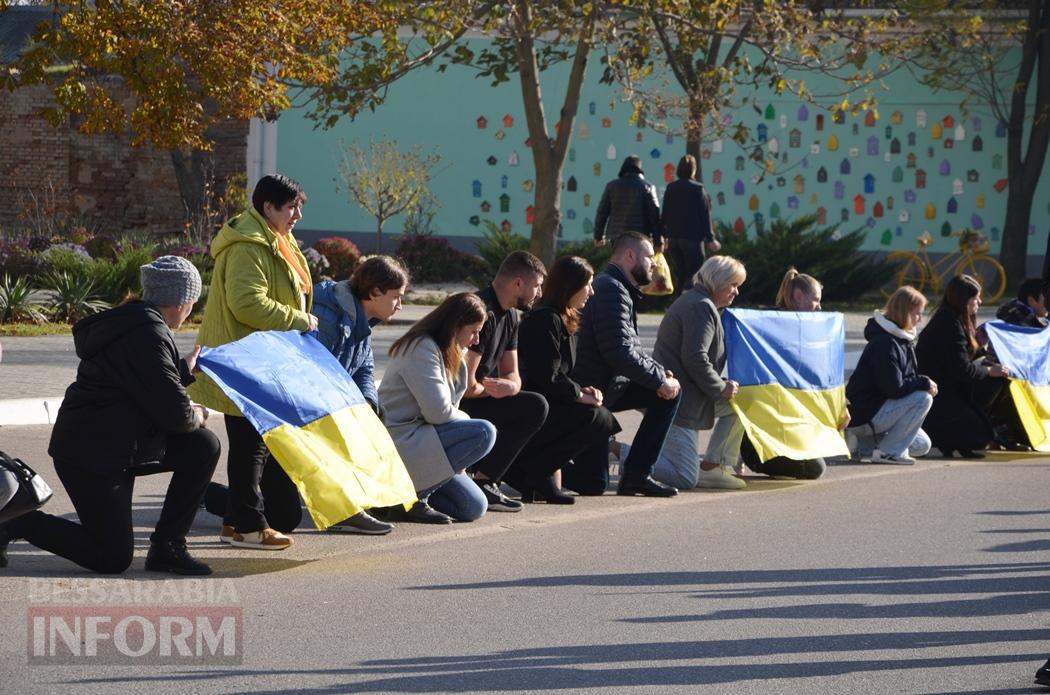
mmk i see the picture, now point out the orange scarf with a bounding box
[275,233,311,296]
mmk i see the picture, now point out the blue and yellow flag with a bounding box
[197,331,416,528]
[984,320,1050,452]
[722,308,850,462]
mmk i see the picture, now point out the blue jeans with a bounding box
[419,419,496,522]
[849,390,933,457]
[652,424,702,489]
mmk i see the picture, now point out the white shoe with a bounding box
[871,448,915,465]
[230,528,294,550]
[695,465,747,490]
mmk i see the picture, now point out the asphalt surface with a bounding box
[0,424,1048,694]
[0,303,1046,693]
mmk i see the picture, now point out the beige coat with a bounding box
[378,336,469,492]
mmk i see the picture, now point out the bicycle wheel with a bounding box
[956,255,1007,303]
[883,252,927,298]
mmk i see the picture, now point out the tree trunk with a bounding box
[511,1,593,266]
[169,149,211,224]
[375,218,385,254]
[685,101,704,180]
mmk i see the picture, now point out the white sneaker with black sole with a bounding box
[870,448,916,465]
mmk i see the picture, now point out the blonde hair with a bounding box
[694,255,746,294]
[775,267,821,309]
[882,286,926,329]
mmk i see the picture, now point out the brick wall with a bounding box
[0,84,247,236]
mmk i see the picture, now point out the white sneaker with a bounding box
[230,528,294,550]
[871,448,916,465]
[695,465,747,490]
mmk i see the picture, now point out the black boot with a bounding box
[145,539,212,576]
[1036,657,1050,686]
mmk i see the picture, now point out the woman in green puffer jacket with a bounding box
[190,174,316,551]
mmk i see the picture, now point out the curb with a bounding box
[0,398,64,427]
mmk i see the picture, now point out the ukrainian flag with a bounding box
[197,330,416,529]
[722,309,850,462]
[983,320,1050,452]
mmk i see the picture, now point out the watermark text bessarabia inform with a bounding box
[27,578,242,665]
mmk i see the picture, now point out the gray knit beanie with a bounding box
[140,255,202,307]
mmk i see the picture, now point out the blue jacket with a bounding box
[313,280,379,408]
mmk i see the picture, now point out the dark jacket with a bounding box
[572,264,666,406]
[593,172,661,245]
[518,305,583,405]
[995,299,1048,328]
[312,280,379,408]
[916,307,989,401]
[49,302,200,470]
[846,314,931,426]
[660,177,713,243]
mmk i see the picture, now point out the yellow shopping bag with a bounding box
[642,251,674,296]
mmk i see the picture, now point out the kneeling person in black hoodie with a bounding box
[1,256,220,575]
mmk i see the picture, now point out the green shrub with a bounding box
[394,232,486,283]
[40,271,110,323]
[468,222,530,286]
[716,215,895,305]
[557,239,612,272]
[0,274,48,324]
[312,237,361,281]
[84,234,122,261]
[0,243,45,278]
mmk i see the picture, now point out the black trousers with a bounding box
[502,400,621,491]
[9,428,220,574]
[223,414,302,534]
[562,383,681,495]
[664,237,704,298]
[460,391,548,483]
[924,377,1007,452]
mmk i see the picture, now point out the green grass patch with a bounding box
[0,323,73,336]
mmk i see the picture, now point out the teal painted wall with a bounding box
[276,40,1050,261]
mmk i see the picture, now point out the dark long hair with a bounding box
[938,274,981,356]
[539,256,594,334]
[389,292,487,377]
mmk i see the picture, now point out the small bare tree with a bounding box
[338,138,441,253]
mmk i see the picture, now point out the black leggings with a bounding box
[221,414,302,534]
[460,391,548,483]
[9,428,220,574]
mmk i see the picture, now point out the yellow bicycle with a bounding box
[885,229,1007,302]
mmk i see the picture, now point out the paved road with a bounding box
[0,424,1048,693]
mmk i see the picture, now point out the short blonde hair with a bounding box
[883,285,926,328]
[695,255,746,294]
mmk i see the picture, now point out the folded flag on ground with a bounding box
[983,320,1050,452]
[197,331,417,528]
[722,308,850,462]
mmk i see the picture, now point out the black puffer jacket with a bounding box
[49,301,200,470]
[846,313,931,426]
[571,264,666,406]
[593,172,661,245]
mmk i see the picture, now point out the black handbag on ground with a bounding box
[0,450,53,524]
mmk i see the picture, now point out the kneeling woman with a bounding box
[510,256,621,503]
[1,257,220,575]
[652,255,748,490]
[845,286,936,463]
[916,275,1009,457]
[379,293,496,523]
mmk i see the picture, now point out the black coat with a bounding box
[572,264,666,406]
[846,316,931,426]
[49,302,200,470]
[915,307,995,449]
[518,305,583,405]
[593,172,661,245]
[661,177,713,243]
